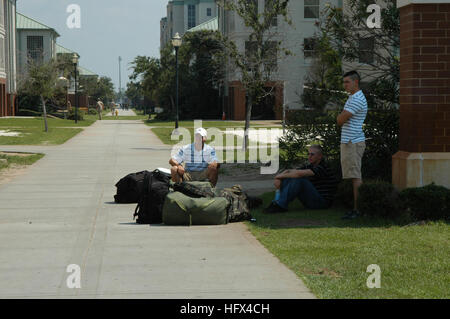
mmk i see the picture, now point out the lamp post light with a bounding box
[72,53,79,124]
[58,76,69,119]
[171,32,182,134]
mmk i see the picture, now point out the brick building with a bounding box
[393,0,450,189]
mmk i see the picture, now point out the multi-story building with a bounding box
[160,0,218,49]
[217,0,343,120]
[16,12,59,76]
[0,0,17,117]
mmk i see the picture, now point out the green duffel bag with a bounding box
[163,191,229,226]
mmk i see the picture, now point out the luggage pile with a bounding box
[114,170,262,225]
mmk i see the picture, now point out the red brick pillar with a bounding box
[393,0,450,189]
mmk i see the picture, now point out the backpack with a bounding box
[218,185,254,223]
[114,170,148,203]
[133,169,170,224]
[172,181,215,198]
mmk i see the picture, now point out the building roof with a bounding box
[16,12,60,37]
[78,66,98,77]
[187,17,218,33]
[56,44,80,57]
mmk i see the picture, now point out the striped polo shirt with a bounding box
[341,90,368,144]
[173,143,218,172]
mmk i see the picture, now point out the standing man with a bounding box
[96,99,104,120]
[337,71,368,219]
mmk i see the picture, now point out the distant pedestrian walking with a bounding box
[96,99,104,120]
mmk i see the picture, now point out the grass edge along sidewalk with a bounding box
[0,152,44,172]
[246,192,450,299]
[0,116,98,145]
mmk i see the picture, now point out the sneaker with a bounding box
[263,202,288,214]
[341,210,361,220]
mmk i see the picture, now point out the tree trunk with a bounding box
[243,93,252,152]
[40,95,48,133]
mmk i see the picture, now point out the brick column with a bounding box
[393,0,450,189]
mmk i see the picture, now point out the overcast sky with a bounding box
[17,0,168,92]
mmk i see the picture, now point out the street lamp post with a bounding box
[58,76,69,119]
[72,54,79,124]
[172,33,182,133]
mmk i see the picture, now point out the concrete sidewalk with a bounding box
[0,119,315,299]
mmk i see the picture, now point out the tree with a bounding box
[321,0,400,108]
[17,59,61,132]
[79,76,115,104]
[217,0,292,149]
[301,32,347,112]
[129,31,225,119]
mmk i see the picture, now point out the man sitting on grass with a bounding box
[264,145,338,214]
[169,128,220,187]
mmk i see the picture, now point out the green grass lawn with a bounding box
[151,127,280,145]
[0,116,96,128]
[246,192,450,299]
[0,128,83,145]
[145,119,281,128]
[0,116,95,145]
[0,152,44,171]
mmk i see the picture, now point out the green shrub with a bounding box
[399,184,450,221]
[87,108,98,115]
[17,109,42,116]
[357,180,401,218]
[67,109,85,121]
[280,109,399,182]
[155,110,175,121]
[334,179,354,209]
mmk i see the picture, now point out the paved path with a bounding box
[105,108,136,116]
[0,119,314,299]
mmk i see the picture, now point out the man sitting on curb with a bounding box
[264,145,338,214]
[169,128,220,187]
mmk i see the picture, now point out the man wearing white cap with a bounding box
[169,127,220,186]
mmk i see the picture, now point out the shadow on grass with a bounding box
[250,191,424,229]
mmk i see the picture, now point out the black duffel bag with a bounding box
[114,170,148,203]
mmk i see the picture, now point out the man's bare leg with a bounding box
[352,178,363,210]
[171,166,183,183]
[207,166,219,187]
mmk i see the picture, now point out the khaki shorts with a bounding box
[182,163,209,182]
[340,141,365,179]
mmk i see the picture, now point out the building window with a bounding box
[245,41,277,72]
[170,10,173,22]
[265,0,278,26]
[303,37,317,58]
[359,37,374,64]
[264,41,278,71]
[207,8,212,17]
[27,36,44,64]
[188,4,196,29]
[250,0,258,17]
[304,0,319,19]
